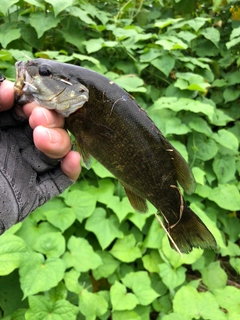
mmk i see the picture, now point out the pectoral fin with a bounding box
[76,143,92,169]
[122,184,148,213]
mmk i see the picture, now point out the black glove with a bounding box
[0,108,72,234]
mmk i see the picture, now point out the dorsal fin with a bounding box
[162,137,196,195]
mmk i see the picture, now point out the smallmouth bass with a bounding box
[14,59,217,253]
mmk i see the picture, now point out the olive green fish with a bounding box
[14,59,217,253]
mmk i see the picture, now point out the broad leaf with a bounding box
[110,281,138,311]
[110,234,142,262]
[29,12,61,38]
[173,286,226,320]
[45,0,75,16]
[19,253,65,298]
[79,289,108,318]
[64,190,96,222]
[208,184,240,211]
[25,295,78,320]
[85,208,124,249]
[0,235,27,276]
[0,23,21,48]
[63,236,102,272]
[122,271,159,305]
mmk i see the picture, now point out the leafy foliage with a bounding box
[0,0,240,319]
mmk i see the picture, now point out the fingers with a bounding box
[33,126,71,159]
[61,151,81,181]
[0,80,14,111]
[0,80,81,181]
[24,104,65,129]
[33,126,81,181]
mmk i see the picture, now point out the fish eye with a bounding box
[39,65,52,77]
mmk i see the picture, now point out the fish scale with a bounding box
[14,59,217,253]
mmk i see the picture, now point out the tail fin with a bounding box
[168,207,217,253]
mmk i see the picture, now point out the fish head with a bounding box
[14,59,89,117]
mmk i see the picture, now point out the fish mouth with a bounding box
[14,61,26,94]
[14,61,37,103]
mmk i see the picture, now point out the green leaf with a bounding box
[90,179,115,205]
[178,31,197,43]
[173,286,226,320]
[159,263,186,292]
[79,289,108,319]
[155,18,183,29]
[64,190,96,223]
[110,281,138,311]
[187,116,212,136]
[64,269,81,294]
[45,0,75,16]
[162,314,187,320]
[15,216,59,248]
[92,251,120,279]
[143,218,165,249]
[29,12,61,38]
[161,235,204,269]
[128,209,153,231]
[151,55,175,77]
[201,261,227,291]
[25,296,78,320]
[142,250,163,273]
[0,23,21,48]
[0,235,27,276]
[214,286,240,315]
[107,196,134,223]
[24,0,45,9]
[188,133,218,161]
[63,236,102,272]
[92,160,115,178]
[0,271,27,316]
[114,76,146,92]
[208,184,240,211]
[187,17,209,31]
[156,36,188,50]
[226,36,240,49]
[175,72,210,92]
[66,6,95,25]
[192,167,206,185]
[212,129,239,153]
[85,38,104,53]
[152,97,215,119]
[213,155,236,183]
[0,0,19,15]
[110,234,142,262]
[201,27,220,47]
[140,48,161,62]
[73,53,101,67]
[122,271,159,305]
[32,232,65,258]
[223,87,240,102]
[45,208,76,232]
[85,208,124,250]
[19,253,65,298]
[230,257,240,273]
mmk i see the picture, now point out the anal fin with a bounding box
[122,184,148,213]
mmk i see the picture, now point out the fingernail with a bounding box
[45,128,61,143]
[41,108,49,125]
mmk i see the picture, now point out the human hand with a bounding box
[0,79,81,234]
[0,80,81,180]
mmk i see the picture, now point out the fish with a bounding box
[14,58,217,253]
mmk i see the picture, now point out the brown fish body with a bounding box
[14,59,217,253]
